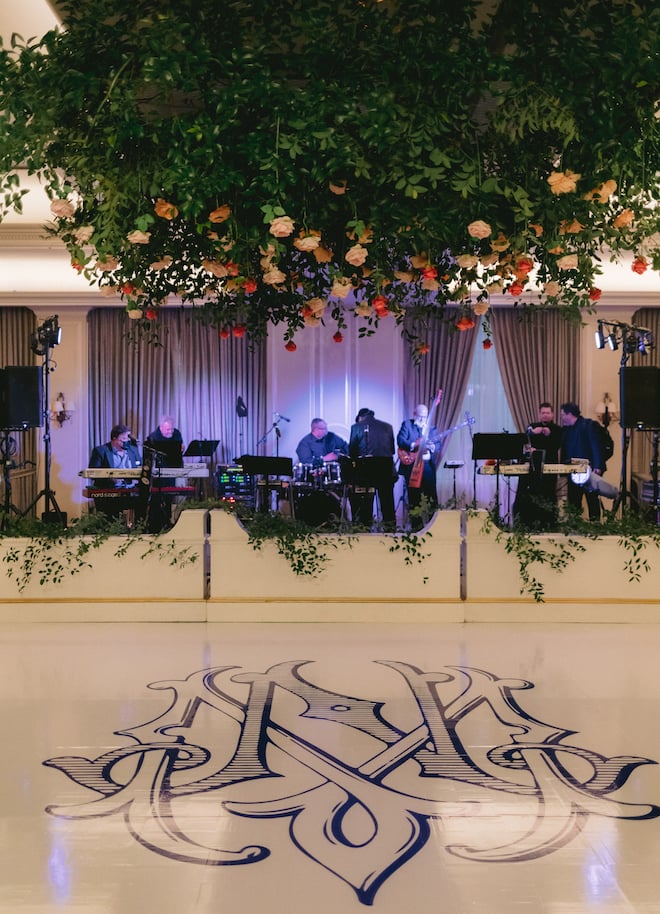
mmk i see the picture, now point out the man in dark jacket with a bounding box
[348,408,396,529]
[560,402,605,521]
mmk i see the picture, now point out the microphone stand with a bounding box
[257,416,284,455]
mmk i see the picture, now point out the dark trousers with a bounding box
[567,479,601,521]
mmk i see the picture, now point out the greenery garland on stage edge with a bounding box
[1,0,659,354]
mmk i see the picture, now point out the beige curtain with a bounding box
[403,311,479,434]
[87,308,266,468]
[490,308,581,429]
[0,307,39,513]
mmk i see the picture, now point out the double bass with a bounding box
[407,389,443,489]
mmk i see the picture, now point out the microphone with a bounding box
[526,426,533,435]
[274,412,291,422]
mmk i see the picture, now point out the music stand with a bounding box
[184,440,219,459]
[338,456,395,527]
[472,433,527,524]
[239,455,294,514]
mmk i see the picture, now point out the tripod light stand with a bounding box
[21,316,66,525]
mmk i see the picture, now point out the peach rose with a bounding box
[293,231,321,252]
[584,180,616,203]
[269,215,295,238]
[422,278,440,291]
[410,254,428,268]
[490,233,510,252]
[203,259,229,278]
[127,230,151,244]
[559,218,584,234]
[556,254,579,270]
[98,284,118,297]
[126,308,143,320]
[329,180,347,195]
[480,252,500,268]
[263,267,287,285]
[154,198,179,219]
[150,255,173,271]
[467,220,491,239]
[345,243,368,267]
[307,297,327,314]
[354,302,373,318]
[330,277,353,299]
[613,209,635,229]
[394,270,414,282]
[543,281,560,297]
[456,254,479,269]
[547,170,581,194]
[313,246,333,263]
[50,199,76,219]
[529,223,544,237]
[303,313,322,327]
[486,281,503,295]
[473,300,490,315]
[95,256,119,272]
[72,225,94,244]
[209,205,232,223]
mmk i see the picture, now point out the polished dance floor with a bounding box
[2,619,660,914]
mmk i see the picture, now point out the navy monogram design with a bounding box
[44,662,659,905]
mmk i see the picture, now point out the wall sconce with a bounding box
[595,392,618,427]
[51,392,75,426]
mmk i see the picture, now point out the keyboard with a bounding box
[80,463,209,479]
[478,461,588,476]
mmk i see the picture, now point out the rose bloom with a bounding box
[285,340,297,352]
[490,232,510,252]
[243,278,258,294]
[556,254,579,271]
[473,300,490,315]
[421,265,438,280]
[416,343,430,356]
[127,230,151,244]
[613,209,635,229]
[559,218,584,234]
[150,256,173,271]
[126,308,143,320]
[203,259,229,278]
[588,287,602,301]
[95,256,119,272]
[410,254,428,269]
[98,284,118,297]
[354,302,372,317]
[269,215,295,238]
[307,297,327,314]
[263,267,287,285]
[547,169,581,194]
[333,331,343,343]
[456,254,479,269]
[145,308,158,321]
[394,270,414,282]
[154,198,179,220]
[50,199,76,219]
[485,281,503,295]
[304,313,321,327]
[313,245,333,263]
[508,280,525,296]
[483,339,493,350]
[293,232,321,252]
[72,225,94,244]
[330,277,352,299]
[584,179,616,204]
[421,278,440,291]
[209,205,232,223]
[632,256,648,275]
[232,324,247,338]
[345,243,368,267]
[480,252,499,267]
[456,316,475,331]
[543,281,561,297]
[516,256,534,275]
[529,223,543,237]
[329,180,347,195]
[467,220,491,239]
[219,328,231,339]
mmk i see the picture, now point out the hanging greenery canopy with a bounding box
[0,0,659,350]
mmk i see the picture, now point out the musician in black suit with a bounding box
[513,402,562,530]
[348,408,396,530]
[87,423,142,519]
[144,414,185,532]
[397,404,438,523]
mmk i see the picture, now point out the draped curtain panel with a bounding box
[403,313,479,437]
[629,308,660,477]
[490,308,581,430]
[87,309,266,467]
[0,307,39,512]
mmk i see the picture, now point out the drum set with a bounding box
[292,460,344,526]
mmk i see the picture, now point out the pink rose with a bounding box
[467,220,491,239]
[269,215,295,238]
[127,230,151,244]
[345,243,368,266]
[50,199,76,219]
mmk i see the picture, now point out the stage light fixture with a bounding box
[594,321,605,349]
[30,315,62,355]
[607,332,618,350]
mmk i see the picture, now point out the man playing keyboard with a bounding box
[87,424,142,518]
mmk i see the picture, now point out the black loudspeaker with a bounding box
[621,366,660,429]
[0,366,43,429]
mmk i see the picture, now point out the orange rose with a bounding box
[209,205,232,223]
[613,209,635,229]
[154,198,179,220]
[632,256,648,275]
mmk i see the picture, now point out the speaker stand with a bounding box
[0,432,23,531]
[20,346,66,526]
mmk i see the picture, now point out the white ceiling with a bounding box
[0,0,59,49]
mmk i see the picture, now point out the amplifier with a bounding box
[215,465,253,501]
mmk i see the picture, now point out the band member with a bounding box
[397,404,438,521]
[348,407,396,530]
[513,401,561,530]
[144,415,185,532]
[560,401,604,521]
[145,414,184,467]
[87,423,142,519]
[296,418,347,464]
